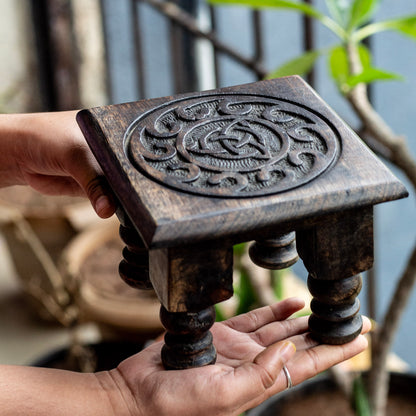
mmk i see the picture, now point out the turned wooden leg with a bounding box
[115,209,233,369]
[160,305,216,370]
[249,232,299,270]
[117,208,152,290]
[149,243,234,369]
[297,207,373,344]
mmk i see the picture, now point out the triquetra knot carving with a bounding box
[124,93,340,197]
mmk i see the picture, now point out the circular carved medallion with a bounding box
[124,94,340,197]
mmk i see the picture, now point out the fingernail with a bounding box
[277,341,296,363]
[94,195,114,218]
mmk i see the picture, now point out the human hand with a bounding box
[0,111,115,218]
[98,298,370,416]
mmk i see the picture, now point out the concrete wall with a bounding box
[0,0,39,112]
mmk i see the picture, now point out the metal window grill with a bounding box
[101,0,316,100]
[30,0,316,109]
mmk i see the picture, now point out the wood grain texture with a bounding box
[149,242,233,312]
[77,76,408,250]
[296,207,374,280]
[160,305,217,370]
[297,208,372,344]
[76,76,408,352]
[249,232,299,270]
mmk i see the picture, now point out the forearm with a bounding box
[0,113,33,187]
[0,111,79,188]
[0,365,130,416]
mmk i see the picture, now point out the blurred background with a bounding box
[0,0,415,372]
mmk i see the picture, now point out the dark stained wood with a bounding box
[160,305,216,370]
[297,207,372,344]
[149,242,234,313]
[117,207,152,290]
[296,207,374,281]
[76,76,408,368]
[249,232,299,270]
[77,76,407,250]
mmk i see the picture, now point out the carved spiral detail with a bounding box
[124,94,340,197]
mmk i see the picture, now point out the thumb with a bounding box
[219,340,296,415]
[85,176,116,218]
[253,340,296,390]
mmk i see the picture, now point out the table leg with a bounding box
[297,207,373,344]
[149,243,234,369]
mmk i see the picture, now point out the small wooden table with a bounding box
[77,76,407,370]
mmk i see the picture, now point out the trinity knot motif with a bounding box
[124,93,340,197]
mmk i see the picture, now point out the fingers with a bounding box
[66,144,116,218]
[239,325,369,412]
[252,341,297,389]
[85,176,116,218]
[224,340,297,413]
[251,315,309,347]
[288,333,369,387]
[259,314,372,351]
[361,315,372,334]
[285,318,371,387]
[23,173,83,197]
[223,297,305,333]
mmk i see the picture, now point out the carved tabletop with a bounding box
[77,76,408,369]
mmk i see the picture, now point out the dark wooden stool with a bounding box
[77,76,407,370]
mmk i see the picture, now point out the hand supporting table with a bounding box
[77,76,407,369]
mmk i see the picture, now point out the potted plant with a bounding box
[210,1,416,415]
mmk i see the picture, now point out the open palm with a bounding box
[113,298,370,416]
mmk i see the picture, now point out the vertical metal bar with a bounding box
[168,0,199,93]
[169,15,183,93]
[46,0,81,109]
[131,0,146,98]
[363,36,373,101]
[303,0,315,87]
[30,0,81,110]
[30,0,56,110]
[252,10,264,80]
[208,5,220,88]
[99,0,113,103]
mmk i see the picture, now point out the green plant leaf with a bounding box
[209,0,347,39]
[267,50,321,78]
[329,45,349,87]
[235,270,257,315]
[353,376,372,416]
[325,0,351,28]
[382,15,416,38]
[328,43,372,90]
[325,0,379,31]
[348,0,380,30]
[209,0,322,18]
[347,67,403,87]
[233,242,246,257]
[358,43,371,68]
[355,15,416,41]
[272,269,286,300]
[214,304,227,322]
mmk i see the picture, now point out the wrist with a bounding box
[0,113,33,187]
[95,369,140,416]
